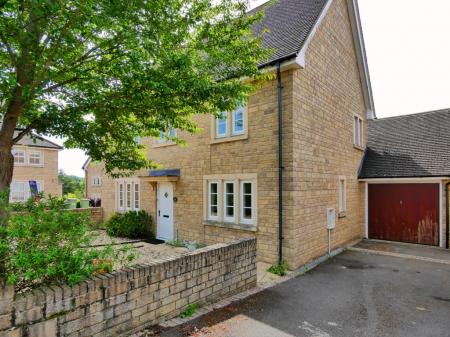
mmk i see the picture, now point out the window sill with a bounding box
[203,220,257,232]
[338,211,347,218]
[152,142,177,148]
[210,134,248,145]
[353,145,364,151]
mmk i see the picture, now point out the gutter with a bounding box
[276,62,284,264]
[446,182,450,249]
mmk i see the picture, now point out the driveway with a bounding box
[156,249,450,337]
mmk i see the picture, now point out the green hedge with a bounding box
[105,210,153,239]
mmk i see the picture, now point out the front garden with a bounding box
[0,194,207,292]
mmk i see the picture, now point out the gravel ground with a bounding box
[90,230,190,267]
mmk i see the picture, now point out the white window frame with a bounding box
[28,150,43,166]
[223,181,235,223]
[353,115,363,148]
[215,113,228,138]
[232,105,245,135]
[12,149,25,165]
[338,176,346,214]
[208,181,219,220]
[156,127,177,144]
[240,181,254,225]
[118,183,124,210]
[126,183,132,210]
[9,180,42,202]
[92,176,102,186]
[134,182,140,210]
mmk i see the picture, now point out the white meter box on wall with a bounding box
[327,208,336,229]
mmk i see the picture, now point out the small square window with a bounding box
[92,176,102,186]
[157,127,177,144]
[12,150,25,164]
[28,151,42,166]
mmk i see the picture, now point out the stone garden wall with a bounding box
[0,238,256,337]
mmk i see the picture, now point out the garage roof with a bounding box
[359,108,450,179]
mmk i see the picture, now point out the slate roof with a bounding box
[250,0,329,67]
[359,109,450,179]
[14,130,63,150]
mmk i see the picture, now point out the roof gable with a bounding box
[14,131,63,150]
[359,109,450,179]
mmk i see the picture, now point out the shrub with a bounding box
[0,199,136,290]
[105,210,153,239]
[267,260,289,276]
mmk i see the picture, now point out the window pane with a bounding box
[210,183,218,194]
[243,207,252,219]
[232,106,244,134]
[243,182,251,194]
[226,206,234,217]
[226,193,234,205]
[226,183,234,194]
[211,206,217,216]
[211,193,217,206]
[216,113,228,137]
[244,194,252,208]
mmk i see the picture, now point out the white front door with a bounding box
[157,182,174,241]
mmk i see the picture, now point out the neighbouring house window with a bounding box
[223,181,235,222]
[338,177,346,215]
[216,113,228,138]
[240,181,253,224]
[134,183,140,209]
[126,183,132,209]
[214,104,247,140]
[10,181,42,202]
[118,183,124,209]
[12,150,25,164]
[232,105,245,135]
[92,176,102,186]
[353,115,363,148]
[134,136,141,145]
[28,151,42,166]
[208,182,219,220]
[204,174,257,228]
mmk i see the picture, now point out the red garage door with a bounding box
[368,183,439,246]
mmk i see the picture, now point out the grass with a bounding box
[267,260,289,276]
[180,304,197,318]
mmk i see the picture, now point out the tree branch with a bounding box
[12,121,37,144]
[0,31,17,65]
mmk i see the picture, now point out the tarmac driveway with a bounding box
[158,249,450,337]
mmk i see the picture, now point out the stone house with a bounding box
[11,132,63,201]
[84,0,375,269]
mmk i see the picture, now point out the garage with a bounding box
[359,109,450,248]
[368,183,439,246]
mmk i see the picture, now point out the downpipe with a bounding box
[277,62,284,264]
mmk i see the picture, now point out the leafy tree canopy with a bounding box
[0,0,267,177]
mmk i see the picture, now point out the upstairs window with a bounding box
[213,104,247,141]
[353,115,363,148]
[12,150,25,164]
[216,113,228,138]
[157,127,177,144]
[92,176,102,186]
[28,151,42,166]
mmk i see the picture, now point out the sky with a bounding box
[54,0,450,177]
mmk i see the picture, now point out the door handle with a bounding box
[163,215,169,218]
[158,210,160,216]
